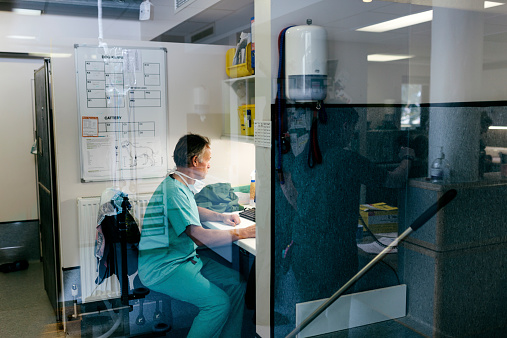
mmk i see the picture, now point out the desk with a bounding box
[201,211,256,263]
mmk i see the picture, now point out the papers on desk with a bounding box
[357,236,397,254]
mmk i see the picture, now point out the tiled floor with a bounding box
[0,261,65,338]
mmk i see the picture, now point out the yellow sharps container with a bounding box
[238,104,255,136]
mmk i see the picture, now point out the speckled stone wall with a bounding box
[399,181,507,336]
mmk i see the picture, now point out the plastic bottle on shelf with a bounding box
[251,16,255,70]
[430,147,451,183]
[249,170,256,206]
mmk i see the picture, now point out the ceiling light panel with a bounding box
[368,54,414,62]
[357,10,433,33]
[12,8,42,16]
[484,1,505,9]
[7,35,36,40]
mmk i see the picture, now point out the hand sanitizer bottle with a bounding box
[430,147,450,183]
[249,170,256,206]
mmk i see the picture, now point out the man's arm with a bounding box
[198,206,240,226]
[185,224,256,247]
[384,147,415,188]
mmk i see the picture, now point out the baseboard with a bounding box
[295,284,407,337]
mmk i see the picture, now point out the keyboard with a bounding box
[239,207,255,222]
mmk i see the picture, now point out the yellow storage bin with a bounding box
[238,104,255,136]
[226,43,254,78]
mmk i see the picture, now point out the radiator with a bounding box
[77,194,152,303]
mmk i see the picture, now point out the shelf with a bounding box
[223,75,255,84]
[222,75,255,142]
[220,134,255,144]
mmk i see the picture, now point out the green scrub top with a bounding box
[138,175,201,287]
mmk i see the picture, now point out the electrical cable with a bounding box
[358,213,394,249]
[97,0,108,54]
[379,259,400,285]
[358,213,400,284]
[275,26,294,185]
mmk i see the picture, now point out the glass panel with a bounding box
[71,44,256,337]
[270,0,507,337]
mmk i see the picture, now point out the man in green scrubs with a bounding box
[138,133,255,338]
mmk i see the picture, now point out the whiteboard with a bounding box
[75,45,168,182]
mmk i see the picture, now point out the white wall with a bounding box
[0,58,43,223]
[367,62,408,104]
[482,67,507,101]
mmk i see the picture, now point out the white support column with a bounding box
[255,0,272,337]
[428,2,484,182]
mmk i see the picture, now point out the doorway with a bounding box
[0,53,60,320]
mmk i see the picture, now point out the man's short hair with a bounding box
[173,133,210,167]
[481,111,493,130]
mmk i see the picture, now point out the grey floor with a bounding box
[1,261,428,338]
[0,261,65,338]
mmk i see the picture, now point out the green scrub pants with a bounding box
[148,255,246,338]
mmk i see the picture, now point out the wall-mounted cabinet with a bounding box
[222,75,255,142]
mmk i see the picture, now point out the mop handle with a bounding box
[286,189,457,338]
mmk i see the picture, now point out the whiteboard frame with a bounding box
[75,44,168,182]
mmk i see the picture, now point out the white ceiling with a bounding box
[0,0,143,19]
[4,0,507,58]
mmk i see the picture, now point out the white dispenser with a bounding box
[285,20,327,102]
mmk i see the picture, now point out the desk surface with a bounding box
[201,211,256,256]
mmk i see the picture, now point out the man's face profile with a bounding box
[193,146,211,180]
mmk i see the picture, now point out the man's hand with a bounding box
[221,213,241,226]
[240,225,256,238]
[233,224,256,240]
[398,146,415,160]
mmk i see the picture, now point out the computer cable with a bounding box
[358,213,400,284]
[358,213,396,249]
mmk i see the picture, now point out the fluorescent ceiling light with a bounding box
[368,54,414,62]
[358,2,505,33]
[489,126,507,130]
[7,35,36,40]
[357,10,433,32]
[13,8,42,16]
[484,1,504,9]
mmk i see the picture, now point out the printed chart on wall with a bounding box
[75,45,168,182]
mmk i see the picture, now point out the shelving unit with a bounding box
[222,75,255,142]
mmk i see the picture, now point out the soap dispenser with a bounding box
[430,147,451,183]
